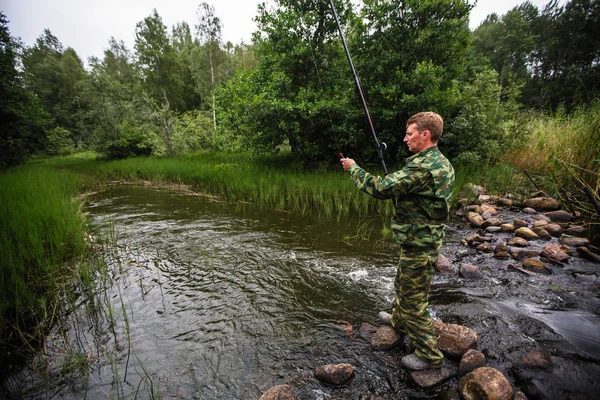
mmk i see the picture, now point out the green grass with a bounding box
[0,165,87,349]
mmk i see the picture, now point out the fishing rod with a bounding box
[328,0,388,176]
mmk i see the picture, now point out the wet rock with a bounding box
[357,322,377,342]
[466,205,483,214]
[577,247,600,263]
[544,210,574,222]
[371,326,403,350]
[482,217,503,228]
[464,233,493,247]
[459,263,483,279]
[559,236,590,247]
[522,258,551,274]
[434,320,479,358]
[494,243,510,259]
[410,364,458,389]
[508,237,529,247]
[522,197,561,211]
[544,223,563,237]
[459,349,487,378]
[514,218,529,228]
[436,254,455,274]
[260,384,299,400]
[516,350,553,369]
[481,204,498,215]
[514,391,529,400]
[533,220,548,228]
[485,226,502,234]
[496,198,514,207]
[532,227,552,240]
[476,243,494,253]
[467,212,485,227]
[532,214,551,222]
[522,207,537,214]
[501,224,515,232]
[541,243,570,264]
[566,225,587,236]
[481,211,493,220]
[515,227,539,240]
[510,249,540,260]
[459,367,513,400]
[314,363,354,386]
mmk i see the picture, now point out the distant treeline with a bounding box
[1,0,599,168]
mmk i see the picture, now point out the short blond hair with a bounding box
[406,112,444,142]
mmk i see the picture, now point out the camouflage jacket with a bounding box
[348,146,455,247]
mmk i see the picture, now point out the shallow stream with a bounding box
[9,184,600,399]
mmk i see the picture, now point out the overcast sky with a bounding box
[3,0,557,65]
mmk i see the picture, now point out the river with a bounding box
[7,184,600,399]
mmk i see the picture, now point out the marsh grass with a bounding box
[0,166,88,351]
[502,103,600,214]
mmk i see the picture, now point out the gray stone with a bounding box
[314,363,354,386]
[410,364,458,389]
[485,226,502,233]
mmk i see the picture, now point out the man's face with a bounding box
[404,123,427,153]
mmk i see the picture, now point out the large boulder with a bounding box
[314,363,354,386]
[459,367,513,400]
[434,321,479,358]
[522,197,561,211]
[259,384,299,400]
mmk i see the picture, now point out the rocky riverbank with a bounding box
[260,187,599,400]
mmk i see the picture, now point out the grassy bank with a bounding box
[0,166,88,355]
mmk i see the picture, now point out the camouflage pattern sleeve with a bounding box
[348,163,432,200]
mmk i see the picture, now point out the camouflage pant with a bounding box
[389,243,443,364]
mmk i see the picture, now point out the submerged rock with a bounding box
[410,363,458,389]
[314,363,354,386]
[259,384,299,400]
[459,349,487,378]
[459,263,483,280]
[459,367,513,400]
[516,350,553,370]
[522,258,551,274]
[434,321,478,358]
[371,326,403,350]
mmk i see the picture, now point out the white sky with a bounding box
[2,0,559,66]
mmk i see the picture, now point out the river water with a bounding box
[8,184,600,399]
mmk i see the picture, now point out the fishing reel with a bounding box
[378,142,387,152]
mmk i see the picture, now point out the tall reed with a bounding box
[0,166,87,349]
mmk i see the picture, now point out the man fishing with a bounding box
[340,111,455,371]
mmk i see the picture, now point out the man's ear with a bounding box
[422,129,431,140]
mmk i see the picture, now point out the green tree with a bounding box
[0,12,49,167]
